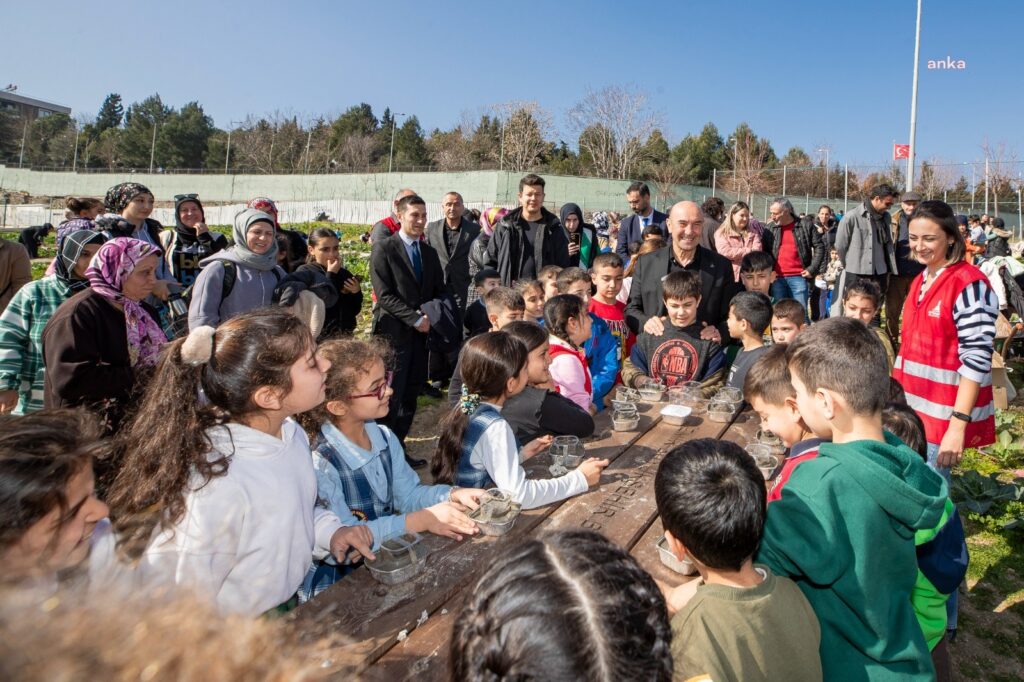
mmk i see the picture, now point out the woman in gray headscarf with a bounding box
[186,208,285,329]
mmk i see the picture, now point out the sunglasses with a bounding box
[349,371,393,400]
[174,193,199,201]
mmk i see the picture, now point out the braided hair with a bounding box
[450,529,673,681]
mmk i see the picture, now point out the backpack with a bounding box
[168,260,281,339]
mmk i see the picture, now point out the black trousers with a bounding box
[428,346,460,384]
[379,332,428,445]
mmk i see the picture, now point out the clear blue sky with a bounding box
[5,0,1018,172]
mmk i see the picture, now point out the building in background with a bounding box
[0,89,71,122]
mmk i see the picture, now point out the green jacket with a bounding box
[0,275,71,414]
[913,497,957,650]
[757,432,947,681]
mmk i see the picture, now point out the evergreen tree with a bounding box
[95,93,124,133]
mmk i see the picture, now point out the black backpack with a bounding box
[168,261,281,338]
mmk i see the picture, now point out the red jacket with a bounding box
[893,262,995,447]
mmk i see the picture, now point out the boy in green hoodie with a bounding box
[756,317,948,681]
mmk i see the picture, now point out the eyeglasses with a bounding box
[174,193,199,201]
[349,371,393,400]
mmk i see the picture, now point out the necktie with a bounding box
[410,240,423,282]
[642,215,650,227]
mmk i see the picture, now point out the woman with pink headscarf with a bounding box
[42,237,167,432]
[467,207,509,305]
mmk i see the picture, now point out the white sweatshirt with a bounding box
[469,403,588,510]
[124,419,341,616]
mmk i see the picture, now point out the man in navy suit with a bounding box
[615,181,668,260]
[370,194,445,465]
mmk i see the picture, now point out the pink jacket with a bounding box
[547,336,592,411]
[715,227,762,280]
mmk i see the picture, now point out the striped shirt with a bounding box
[947,279,998,384]
[0,275,71,414]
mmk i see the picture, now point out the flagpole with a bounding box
[907,0,923,190]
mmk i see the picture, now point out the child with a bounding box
[744,344,822,502]
[556,267,618,409]
[451,529,673,681]
[725,291,772,390]
[431,333,607,508]
[821,248,843,318]
[641,222,664,242]
[588,252,635,371]
[757,318,948,680]
[515,279,545,324]
[882,402,967,682]
[297,228,363,337]
[501,321,596,445]
[544,294,597,414]
[623,270,725,395]
[618,237,665,304]
[298,338,483,600]
[655,438,822,681]
[537,264,562,301]
[770,298,806,345]
[447,287,526,404]
[739,251,777,297]
[0,409,109,591]
[462,269,501,339]
[842,279,895,369]
[104,309,373,616]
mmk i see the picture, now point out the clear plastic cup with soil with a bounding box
[612,405,640,431]
[469,488,523,536]
[364,532,426,586]
[753,429,786,457]
[656,536,698,575]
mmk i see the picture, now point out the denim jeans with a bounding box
[927,442,959,630]
[770,275,809,312]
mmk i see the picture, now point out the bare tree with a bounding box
[646,161,688,208]
[491,101,552,172]
[567,85,663,179]
[722,125,773,202]
[981,140,1020,216]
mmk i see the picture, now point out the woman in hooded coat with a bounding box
[186,209,285,329]
[0,229,107,414]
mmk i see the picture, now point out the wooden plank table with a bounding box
[287,401,767,680]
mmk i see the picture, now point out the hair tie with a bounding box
[459,384,481,415]
[181,325,216,365]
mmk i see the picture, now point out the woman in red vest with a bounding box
[893,200,997,475]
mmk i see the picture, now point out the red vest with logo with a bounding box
[892,261,995,447]
[548,343,592,396]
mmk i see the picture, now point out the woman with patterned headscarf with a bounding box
[42,237,166,432]
[0,229,107,415]
[104,182,177,299]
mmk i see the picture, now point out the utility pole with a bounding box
[844,164,849,212]
[816,148,830,199]
[985,157,990,214]
[970,162,975,213]
[304,129,313,174]
[388,112,406,173]
[225,128,232,174]
[782,165,787,195]
[72,127,80,171]
[18,118,28,168]
[149,122,158,173]
[906,0,923,190]
[712,169,717,196]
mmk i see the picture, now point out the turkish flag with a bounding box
[893,144,910,160]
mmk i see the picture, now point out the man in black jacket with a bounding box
[486,174,569,285]
[625,201,737,343]
[369,194,445,465]
[616,181,668,260]
[761,198,825,312]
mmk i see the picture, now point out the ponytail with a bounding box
[431,333,527,483]
[543,294,586,348]
[106,309,314,558]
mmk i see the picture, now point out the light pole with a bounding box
[149,121,159,173]
[816,147,830,199]
[906,0,923,190]
[72,127,80,171]
[388,112,406,173]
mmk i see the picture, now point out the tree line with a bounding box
[0,86,1017,204]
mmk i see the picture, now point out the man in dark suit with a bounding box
[425,191,480,390]
[625,201,737,343]
[616,181,668,261]
[370,194,445,466]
